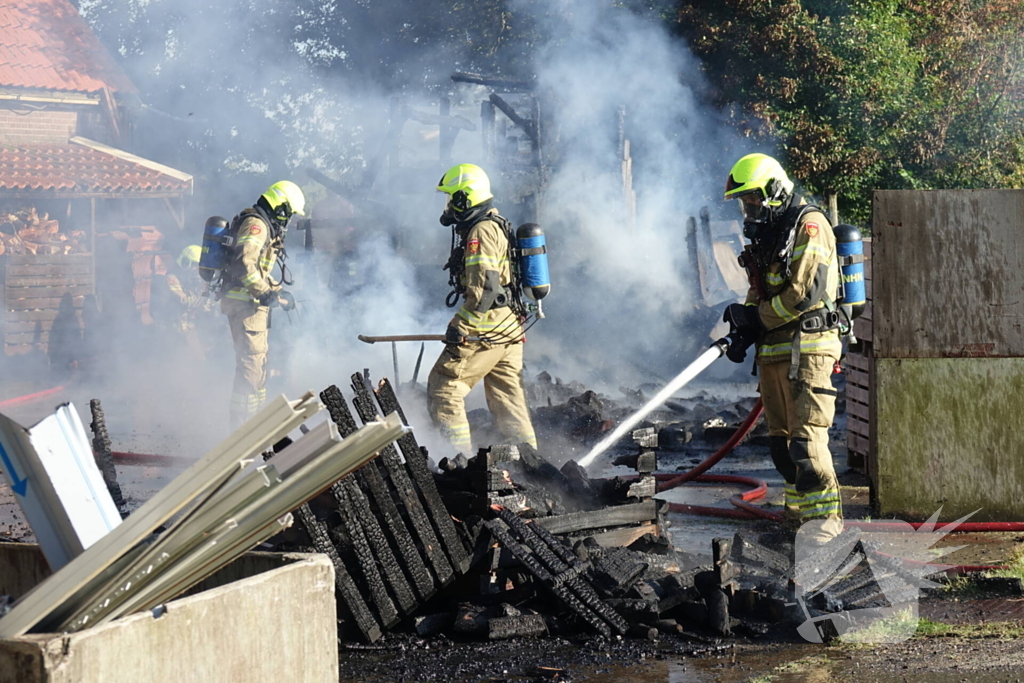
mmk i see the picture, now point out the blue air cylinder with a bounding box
[516,223,550,301]
[833,223,865,319]
[199,216,231,283]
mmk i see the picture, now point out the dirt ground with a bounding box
[335,593,1024,683]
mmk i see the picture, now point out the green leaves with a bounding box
[673,0,1024,225]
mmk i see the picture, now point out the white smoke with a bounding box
[55,0,763,458]
[508,0,751,390]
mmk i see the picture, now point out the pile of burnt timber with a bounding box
[279,387,804,643]
[267,375,471,642]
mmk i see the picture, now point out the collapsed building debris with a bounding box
[0,368,914,651]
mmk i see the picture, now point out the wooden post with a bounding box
[89,198,97,297]
[480,101,495,162]
[439,96,455,166]
[825,190,839,226]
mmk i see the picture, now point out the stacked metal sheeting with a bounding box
[0,392,408,637]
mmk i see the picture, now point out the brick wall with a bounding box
[0,109,77,144]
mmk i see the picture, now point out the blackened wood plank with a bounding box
[338,475,417,614]
[320,385,436,601]
[349,375,454,585]
[332,478,400,629]
[374,378,471,573]
[295,504,381,642]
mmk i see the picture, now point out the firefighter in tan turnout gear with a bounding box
[427,164,537,454]
[221,181,304,428]
[721,153,843,544]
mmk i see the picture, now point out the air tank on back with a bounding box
[199,215,231,283]
[833,223,865,319]
[516,223,550,301]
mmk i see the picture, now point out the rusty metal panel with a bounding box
[873,357,1024,521]
[873,189,1024,358]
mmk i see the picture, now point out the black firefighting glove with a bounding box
[278,290,296,311]
[724,331,755,364]
[444,324,466,346]
[723,303,762,364]
[723,303,762,334]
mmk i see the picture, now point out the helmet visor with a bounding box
[733,190,767,222]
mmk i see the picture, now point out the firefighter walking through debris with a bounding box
[220,181,304,428]
[721,153,843,544]
[427,164,537,454]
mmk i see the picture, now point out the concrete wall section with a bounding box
[0,552,338,683]
[873,190,1024,359]
[874,357,1024,521]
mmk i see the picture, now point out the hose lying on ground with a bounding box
[0,383,69,410]
[649,398,1020,573]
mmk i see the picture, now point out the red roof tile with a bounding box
[0,140,192,196]
[0,0,136,94]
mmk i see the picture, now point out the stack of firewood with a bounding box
[0,205,87,257]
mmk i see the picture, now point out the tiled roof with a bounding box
[0,137,192,196]
[0,0,136,94]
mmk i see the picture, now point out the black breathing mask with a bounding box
[741,200,771,240]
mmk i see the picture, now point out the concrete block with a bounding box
[0,544,338,683]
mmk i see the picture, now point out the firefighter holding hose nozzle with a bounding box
[723,153,844,545]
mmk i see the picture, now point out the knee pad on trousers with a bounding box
[769,435,796,483]
[790,437,826,493]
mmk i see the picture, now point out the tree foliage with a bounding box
[79,0,1024,223]
[673,0,1024,223]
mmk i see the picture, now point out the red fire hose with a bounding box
[0,383,69,410]
[652,398,1021,572]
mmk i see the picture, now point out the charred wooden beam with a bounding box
[485,519,612,637]
[591,548,648,598]
[332,474,399,629]
[349,375,454,585]
[263,439,381,641]
[534,500,658,535]
[627,475,656,500]
[88,399,127,518]
[375,378,471,574]
[493,507,628,635]
[488,613,547,640]
[732,533,791,574]
[631,427,658,449]
[320,386,436,602]
[451,71,535,91]
[338,476,417,615]
[713,537,738,585]
[295,503,381,642]
[488,93,537,144]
